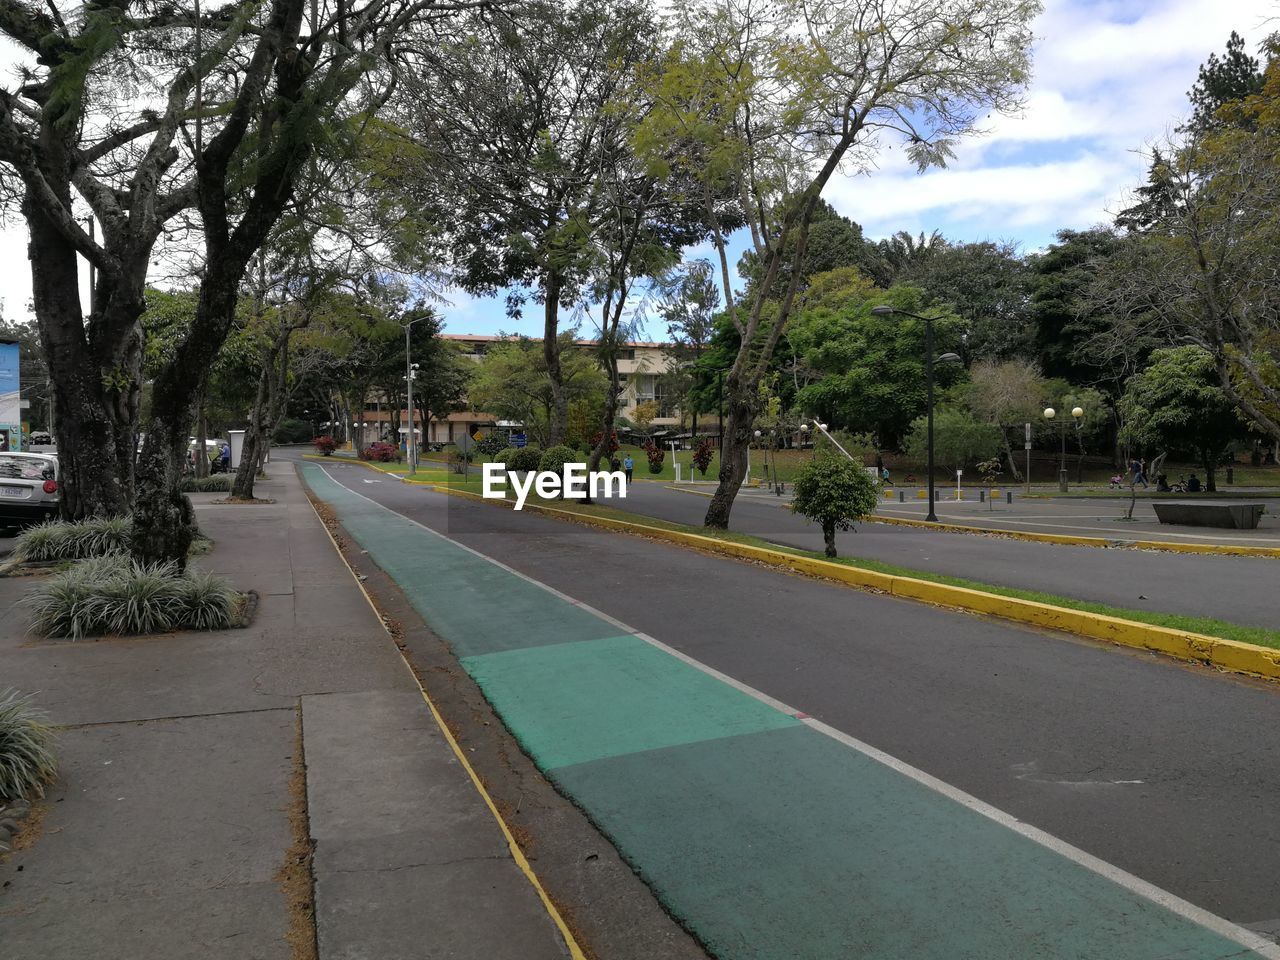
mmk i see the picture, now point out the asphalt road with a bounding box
[873,492,1280,544]
[617,482,1280,630]
[297,455,1280,943]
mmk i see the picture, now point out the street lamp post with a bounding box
[1043,405,1084,492]
[401,316,431,476]
[870,306,959,522]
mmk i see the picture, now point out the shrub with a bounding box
[0,690,56,801]
[538,445,580,474]
[473,432,508,456]
[509,447,542,472]
[692,438,714,476]
[790,453,879,558]
[313,435,338,456]
[178,474,233,493]
[642,440,665,474]
[589,430,620,457]
[24,556,240,640]
[15,517,132,562]
[363,441,400,462]
[492,447,519,467]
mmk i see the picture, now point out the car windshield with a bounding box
[0,457,52,480]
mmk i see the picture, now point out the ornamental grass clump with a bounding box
[24,556,240,640]
[178,474,234,493]
[0,689,57,801]
[15,517,133,562]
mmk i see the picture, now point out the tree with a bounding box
[637,0,1037,529]
[787,271,966,447]
[399,0,662,447]
[904,408,1002,475]
[963,359,1046,480]
[658,261,720,437]
[1120,346,1247,492]
[1029,228,1125,384]
[0,0,445,534]
[899,240,1035,360]
[1186,31,1266,134]
[131,0,466,565]
[468,335,605,448]
[790,453,879,558]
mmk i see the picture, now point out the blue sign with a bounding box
[0,340,18,451]
[512,433,527,448]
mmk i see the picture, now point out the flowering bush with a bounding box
[642,440,665,474]
[313,435,337,456]
[691,438,714,476]
[589,430,620,457]
[363,442,399,462]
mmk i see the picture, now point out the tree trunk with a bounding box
[822,520,837,558]
[132,273,241,567]
[26,203,143,519]
[543,271,568,446]
[232,331,290,500]
[1204,453,1217,493]
[1001,429,1022,482]
[584,362,622,505]
[194,390,211,479]
[703,387,755,529]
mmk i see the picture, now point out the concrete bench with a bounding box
[1151,501,1266,529]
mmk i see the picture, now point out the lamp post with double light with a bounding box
[1043,405,1084,492]
[869,305,959,522]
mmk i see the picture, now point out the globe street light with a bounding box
[1043,405,1084,492]
[870,306,959,522]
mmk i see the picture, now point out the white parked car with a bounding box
[0,451,60,531]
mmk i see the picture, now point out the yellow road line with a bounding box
[429,483,1280,684]
[304,491,590,960]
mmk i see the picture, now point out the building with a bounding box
[442,334,683,434]
[355,334,687,448]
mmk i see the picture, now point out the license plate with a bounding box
[0,485,30,499]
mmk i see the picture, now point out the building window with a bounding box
[618,348,635,361]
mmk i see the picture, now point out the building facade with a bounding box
[442,334,682,433]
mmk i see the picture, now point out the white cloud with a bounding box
[823,0,1280,245]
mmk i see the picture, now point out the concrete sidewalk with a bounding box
[0,470,570,959]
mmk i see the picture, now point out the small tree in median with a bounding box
[790,454,879,558]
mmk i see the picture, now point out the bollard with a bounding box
[1006,491,1013,504]
[899,490,905,503]
[979,490,985,502]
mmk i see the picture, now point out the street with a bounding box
[298,456,1280,957]
[614,482,1280,629]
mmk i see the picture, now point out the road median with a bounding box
[432,482,1280,684]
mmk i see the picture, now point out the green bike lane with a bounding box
[301,463,1277,960]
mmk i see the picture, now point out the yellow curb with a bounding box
[304,489,589,960]
[430,483,1280,683]
[869,514,1280,558]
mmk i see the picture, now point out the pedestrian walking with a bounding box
[1129,457,1147,489]
[623,454,634,482]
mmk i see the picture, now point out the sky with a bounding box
[0,0,1276,339]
